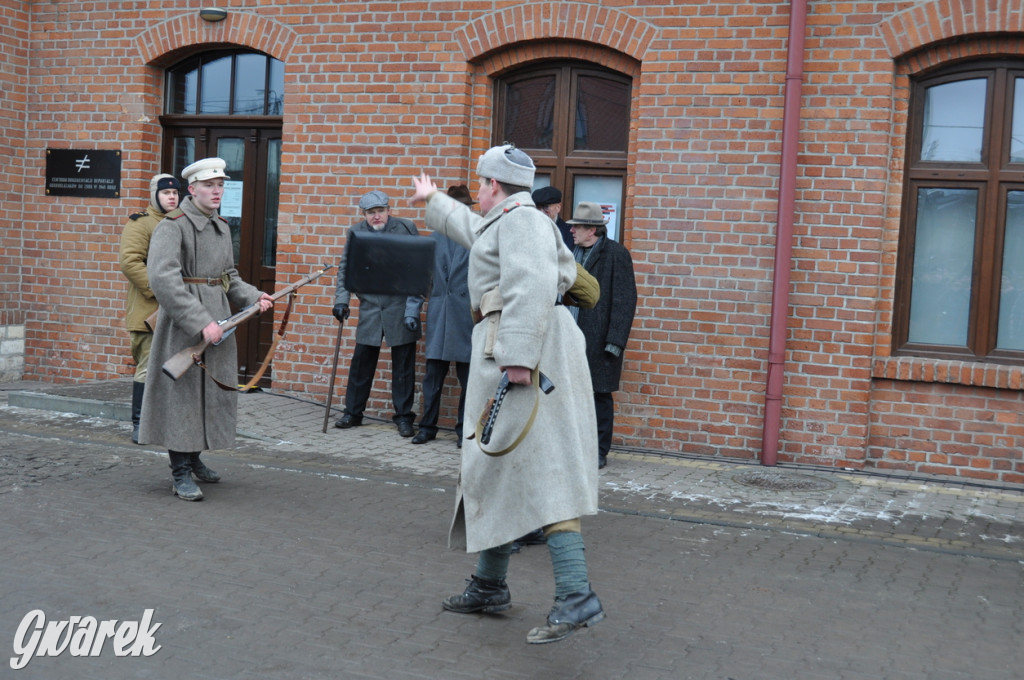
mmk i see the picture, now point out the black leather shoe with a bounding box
[334,414,362,429]
[442,575,511,614]
[411,430,435,444]
[598,454,607,469]
[397,420,415,437]
[526,585,604,644]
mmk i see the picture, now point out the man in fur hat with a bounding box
[118,173,181,444]
[411,145,605,645]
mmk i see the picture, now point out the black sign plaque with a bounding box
[46,149,121,198]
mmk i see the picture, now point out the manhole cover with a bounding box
[732,469,835,492]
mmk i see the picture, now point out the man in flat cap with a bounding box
[567,202,638,470]
[532,185,573,250]
[332,189,421,437]
[411,145,605,645]
[404,185,475,447]
[139,157,274,501]
[119,172,181,443]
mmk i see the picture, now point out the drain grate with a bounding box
[732,469,836,492]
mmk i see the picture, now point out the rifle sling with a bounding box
[195,291,297,393]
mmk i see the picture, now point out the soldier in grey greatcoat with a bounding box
[139,158,273,501]
[411,145,605,645]
[332,190,421,437]
[404,185,475,447]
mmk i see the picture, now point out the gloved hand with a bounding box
[332,303,350,322]
[404,316,419,332]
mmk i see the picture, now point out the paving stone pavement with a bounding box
[1,378,1022,679]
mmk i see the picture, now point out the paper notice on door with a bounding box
[221,181,243,218]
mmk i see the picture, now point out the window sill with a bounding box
[873,356,1024,390]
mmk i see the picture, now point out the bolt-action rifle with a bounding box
[162,264,336,381]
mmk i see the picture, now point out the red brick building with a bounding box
[2,1,1022,482]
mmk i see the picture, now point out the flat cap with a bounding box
[358,190,390,211]
[531,186,562,206]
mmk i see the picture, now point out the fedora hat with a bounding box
[566,202,607,225]
[447,184,476,205]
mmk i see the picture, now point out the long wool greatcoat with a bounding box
[404,232,473,363]
[138,196,264,451]
[575,235,638,393]
[424,191,598,553]
[334,215,421,347]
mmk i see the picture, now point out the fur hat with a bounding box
[476,144,535,188]
[149,173,180,212]
[182,158,229,185]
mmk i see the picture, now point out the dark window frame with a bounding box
[493,60,631,237]
[894,59,1024,365]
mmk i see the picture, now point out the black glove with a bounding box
[332,303,350,322]
[404,316,419,332]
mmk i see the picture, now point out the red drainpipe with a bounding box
[761,0,809,466]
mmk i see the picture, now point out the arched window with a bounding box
[494,61,631,240]
[894,59,1024,365]
[166,50,284,116]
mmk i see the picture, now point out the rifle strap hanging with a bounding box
[196,291,297,393]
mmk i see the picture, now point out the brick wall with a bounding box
[4,0,1023,481]
[0,1,29,316]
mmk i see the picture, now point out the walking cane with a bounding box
[322,319,345,433]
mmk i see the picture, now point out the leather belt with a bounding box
[183,276,226,286]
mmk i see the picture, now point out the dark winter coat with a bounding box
[138,196,264,451]
[575,236,637,393]
[404,232,472,363]
[334,215,421,347]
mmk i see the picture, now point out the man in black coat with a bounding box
[567,202,638,469]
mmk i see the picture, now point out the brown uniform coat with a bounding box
[118,205,164,332]
[138,196,263,451]
[425,191,598,553]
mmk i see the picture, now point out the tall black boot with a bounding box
[130,381,144,444]
[190,452,221,483]
[168,451,203,501]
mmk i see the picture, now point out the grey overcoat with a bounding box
[404,231,472,363]
[334,215,421,347]
[424,191,598,553]
[138,196,264,451]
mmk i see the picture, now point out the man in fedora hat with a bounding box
[411,145,605,645]
[404,185,475,447]
[332,189,421,437]
[139,157,274,501]
[567,202,637,470]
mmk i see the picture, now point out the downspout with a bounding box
[761,0,809,466]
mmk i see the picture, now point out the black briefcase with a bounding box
[343,229,435,296]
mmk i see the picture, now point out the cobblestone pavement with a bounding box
[1,379,1022,679]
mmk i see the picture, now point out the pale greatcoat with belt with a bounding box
[138,196,264,451]
[424,190,598,553]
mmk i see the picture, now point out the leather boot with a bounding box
[442,575,511,614]
[168,451,203,501]
[526,584,604,644]
[190,453,221,483]
[130,381,144,444]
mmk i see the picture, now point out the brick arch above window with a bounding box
[133,12,298,65]
[878,0,1021,60]
[454,3,654,65]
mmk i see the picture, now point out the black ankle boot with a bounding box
[168,451,203,501]
[526,584,604,644]
[130,381,144,444]
[442,575,511,614]
[190,453,220,483]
